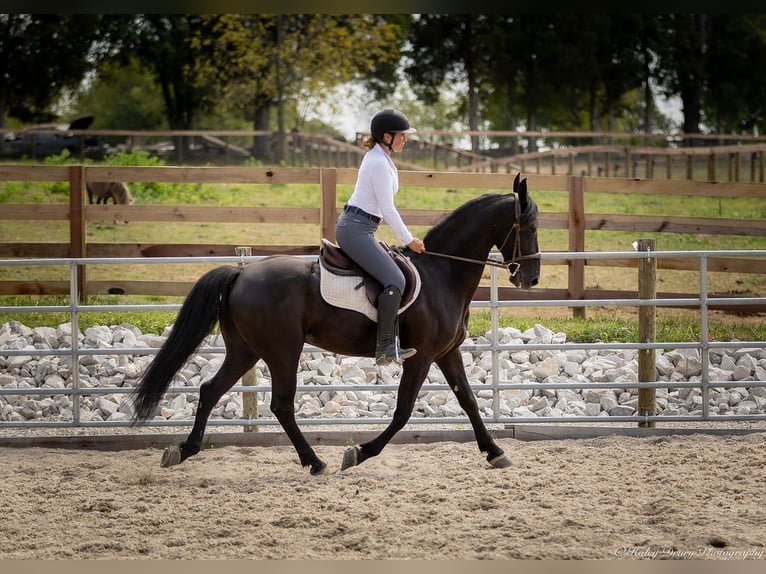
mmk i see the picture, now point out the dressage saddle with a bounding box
[318,238,419,307]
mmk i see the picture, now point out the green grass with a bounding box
[0,294,180,334]
[471,309,766,344]
[3,294,765,344]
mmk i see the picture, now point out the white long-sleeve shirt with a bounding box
[346,144,414,245]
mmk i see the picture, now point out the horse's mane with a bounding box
[423,193,507,244]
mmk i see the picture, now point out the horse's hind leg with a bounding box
[263,346,327,475]
[160,347,259,468]
[269,374,327,475]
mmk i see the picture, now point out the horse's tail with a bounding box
[130,265,241,423]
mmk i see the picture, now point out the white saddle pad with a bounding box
[319,258,421,322]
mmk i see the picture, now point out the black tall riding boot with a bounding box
[375,285,417,365]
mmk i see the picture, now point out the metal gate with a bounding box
[1,250,765,431]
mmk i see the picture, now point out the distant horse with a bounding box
[130,174,540,475]
[86,181,133,205]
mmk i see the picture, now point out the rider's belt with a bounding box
[343,204,381,224]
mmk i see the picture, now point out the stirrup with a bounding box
[376,345,417,365]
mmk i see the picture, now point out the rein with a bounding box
[422,193,540,276]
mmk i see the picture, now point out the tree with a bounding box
[654,14,709,145]
[594,16,646,137]
[0,14,101,128]
[404,14,497,153]
[73,56,167,130]
[636,15,664,140]
[704,14,766,135]
[128,15,215,157]
[510,15,565,152]
[195,14,406,161]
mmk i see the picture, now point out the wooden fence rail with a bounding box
[1,165,765,311]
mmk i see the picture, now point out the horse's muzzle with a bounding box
[507,254,540,289]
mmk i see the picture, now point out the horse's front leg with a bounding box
[436,347,511,468]
[341,358,430,470]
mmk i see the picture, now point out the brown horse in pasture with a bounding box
[86,181,133,205]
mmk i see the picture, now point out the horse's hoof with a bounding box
[341,446,359,470]
[160,446,182,468]
[488,454,512,469]
[310,460,328,476]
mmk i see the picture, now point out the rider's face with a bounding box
[390,132,407,152]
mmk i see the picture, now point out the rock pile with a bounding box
[1,320,765,424]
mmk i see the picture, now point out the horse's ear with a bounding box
[513,172,521,192]
[515,175,528,210]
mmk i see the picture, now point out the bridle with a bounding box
[421,193,540,277]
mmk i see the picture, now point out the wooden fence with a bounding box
[467,143,766,181]
[1,164,765,311]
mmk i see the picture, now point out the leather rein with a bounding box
[421,193,540,277]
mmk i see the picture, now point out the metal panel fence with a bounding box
[1,250,765,431]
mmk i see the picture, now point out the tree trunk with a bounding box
[643,75,652,146]
[274,15,287,162]
[467,65,480,153]
[505,79,518,155]
[589,85,599,145]
[527,111,538,153]
[680,14,708,148]
[252,98,272,161]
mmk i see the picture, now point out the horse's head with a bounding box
[496,174,540,289]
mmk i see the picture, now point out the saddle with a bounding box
[318,238,420,310]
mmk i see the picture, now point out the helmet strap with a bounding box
[382,133,394,153]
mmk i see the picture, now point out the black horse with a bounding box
[130,173,540,475]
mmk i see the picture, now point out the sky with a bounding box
[303,82,371,141]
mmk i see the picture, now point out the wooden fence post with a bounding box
[567,175,586,319]
[236,246,259,432]
[69,165,87,301]
[320,168,337,242]
[636,238,657,428]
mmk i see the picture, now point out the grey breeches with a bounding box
[335,210,406,293]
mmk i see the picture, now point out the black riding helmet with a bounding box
[370,109,416,149]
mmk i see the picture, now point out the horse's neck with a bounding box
[428,210,498,264]
[424,225,496,298]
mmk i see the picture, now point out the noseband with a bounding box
[423,193,540,276]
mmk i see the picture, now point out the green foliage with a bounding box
[98,150,186,201]
[0,180,52,203]
[73,56,167,130]
[101,150,165,168]
[0,15,102,125]
[6,14,766,146]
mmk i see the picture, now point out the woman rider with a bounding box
[335,109,426,365]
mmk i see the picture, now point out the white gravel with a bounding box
[1,320,765,435]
